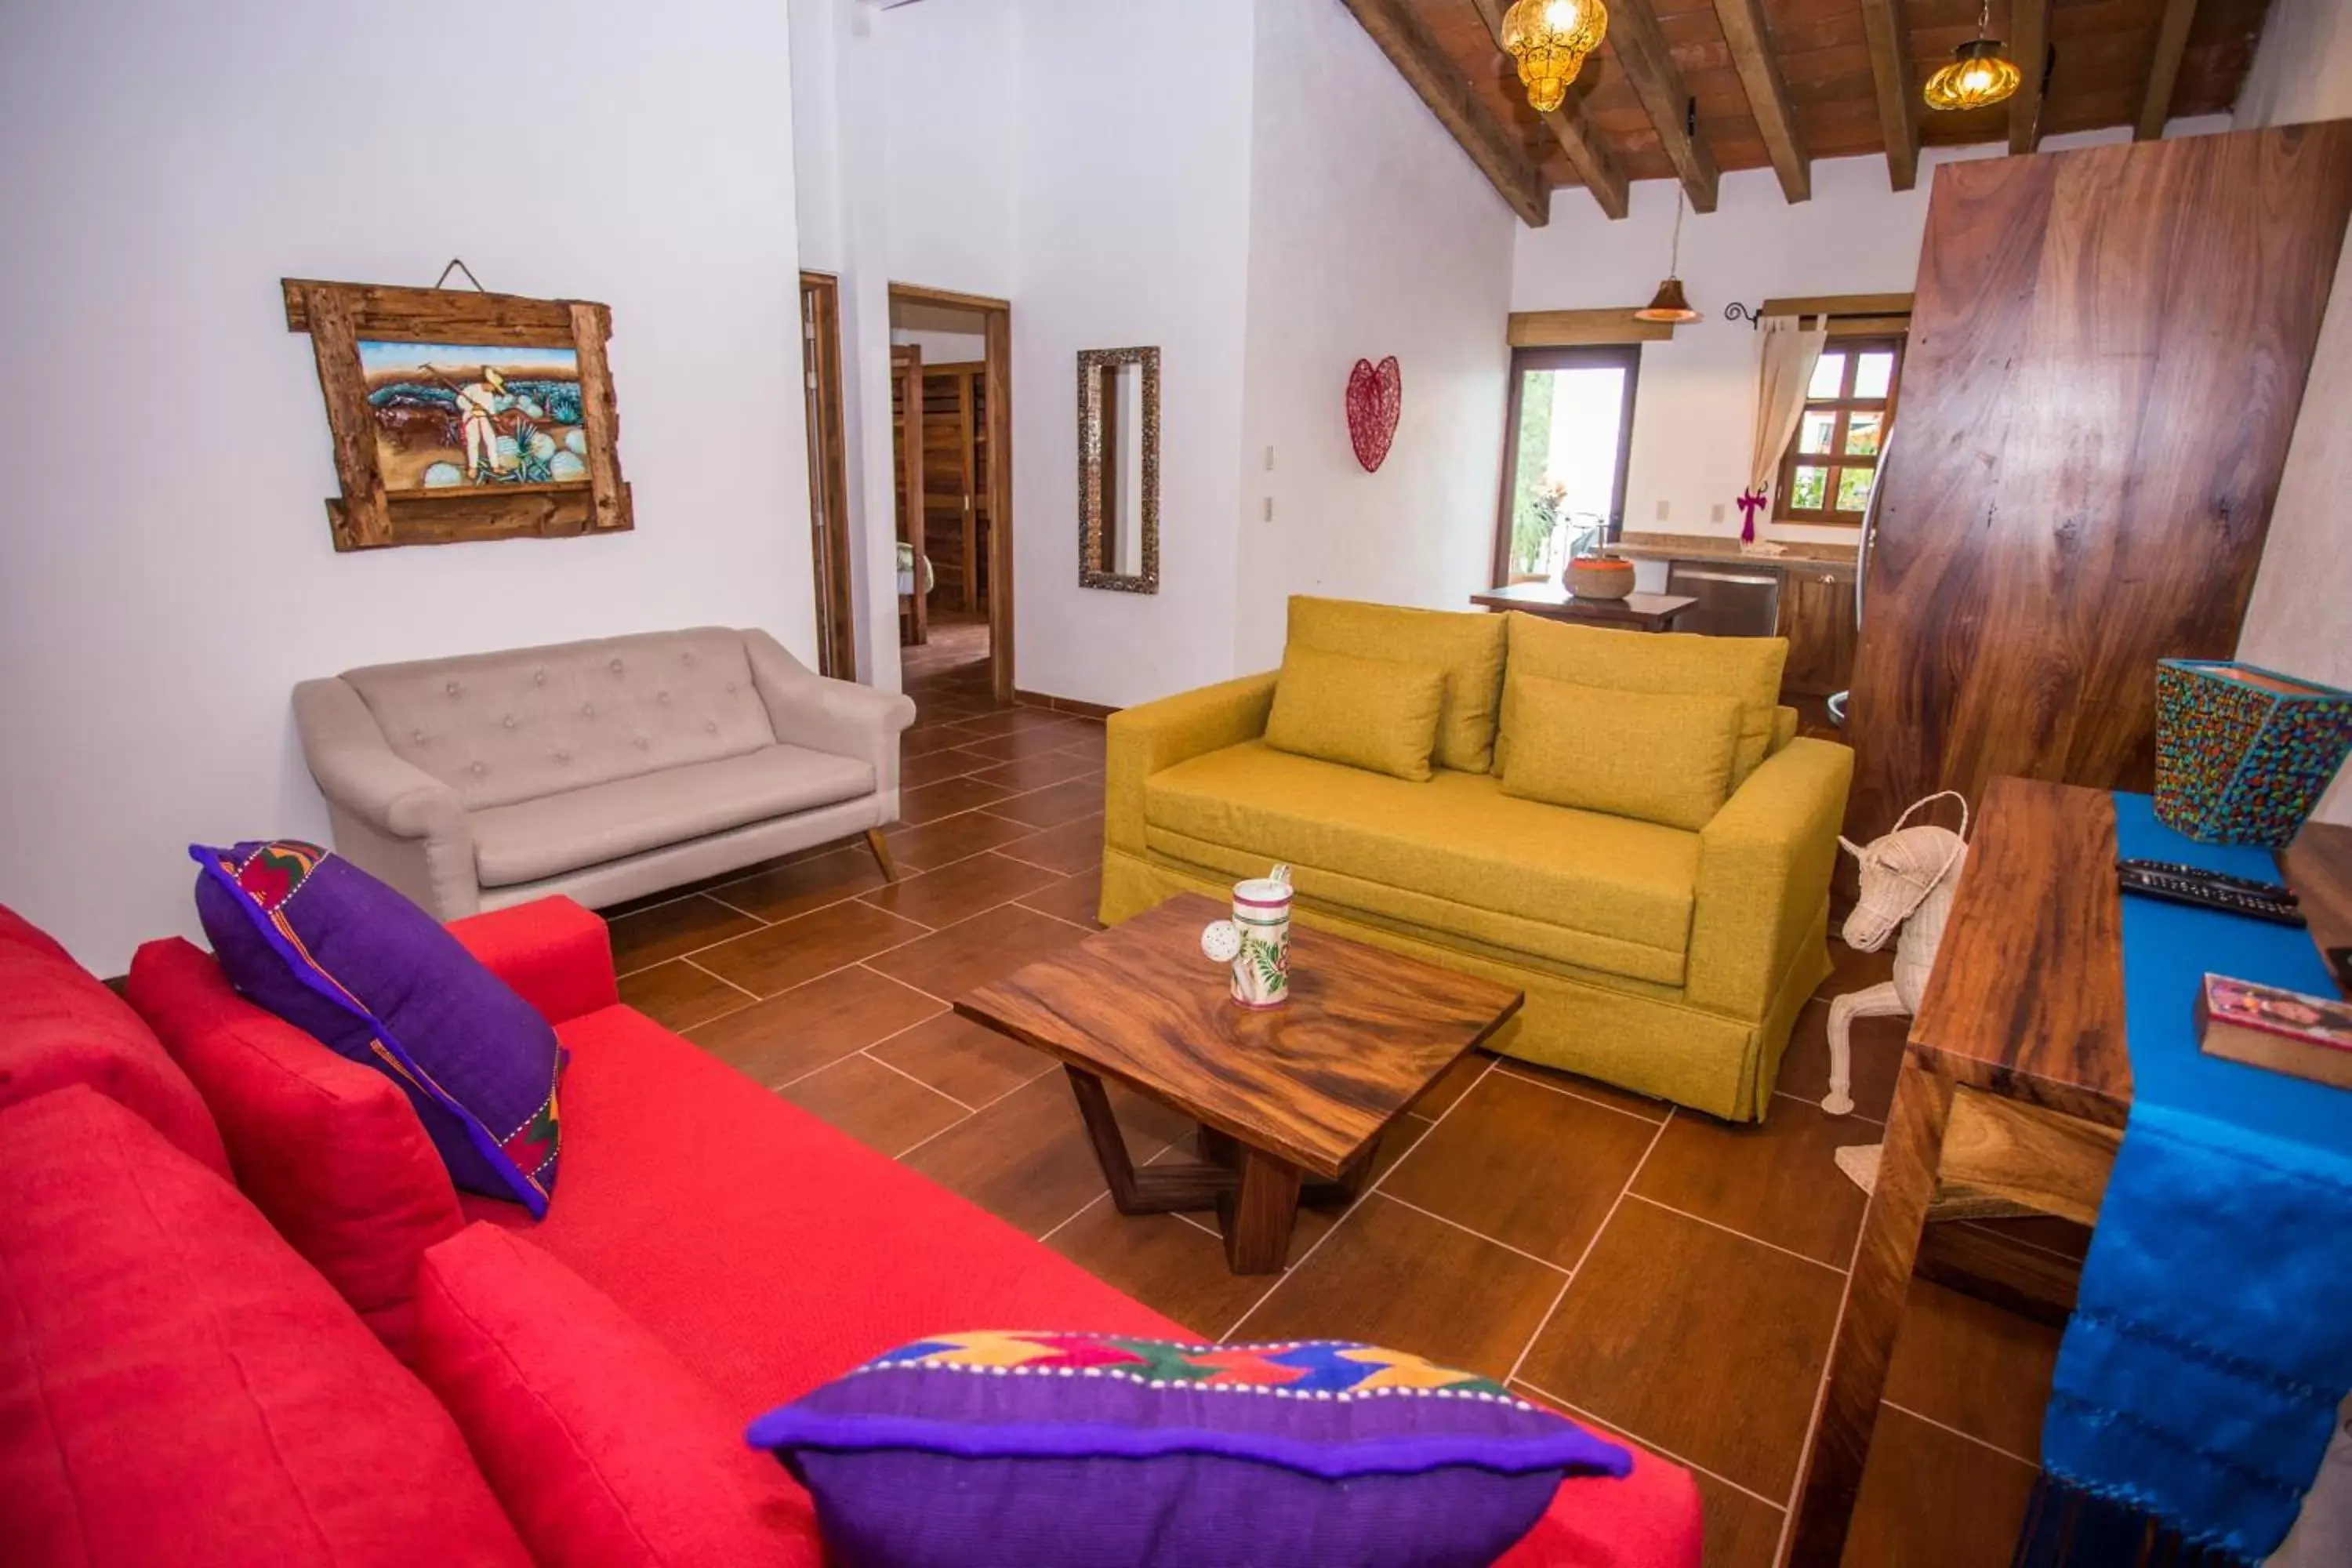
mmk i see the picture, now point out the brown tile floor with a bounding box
[599,638,2063,1568]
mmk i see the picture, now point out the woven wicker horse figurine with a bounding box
[1822,793,1969,1115]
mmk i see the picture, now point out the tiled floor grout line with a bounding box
[1880,1398,2039,1471]
[1217,1058,1502,1344]
[759,1007,953,1095]
[1619,1192,1851,1275]
[1490,1062,1669,1125]
[1503,1112,1672,1388]
[1512,1375,1791,1514]
[856,1047,981,1114]
[1033,1189,1111,1247]
[1374,1193,1570,1276]
[681,957,763,1004]
[1783,1086,1886,1126]
[891,1059,1066,1163]
[855,962,953,1011]
[1777,1262,1856,1566]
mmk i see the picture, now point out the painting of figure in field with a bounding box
[360,341,588,492]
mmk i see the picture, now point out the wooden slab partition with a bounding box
[1845,122,2352,841]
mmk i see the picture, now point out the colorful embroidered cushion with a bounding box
[745,1331,1631,1568]
[191,840,564,1216]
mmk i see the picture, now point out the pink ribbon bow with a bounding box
[1735,488,1767,543]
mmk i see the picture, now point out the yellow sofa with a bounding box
[1099,597,1853,1121]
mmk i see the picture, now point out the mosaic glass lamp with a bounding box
[1924,2,2023,113]
[1501,0,1609,115]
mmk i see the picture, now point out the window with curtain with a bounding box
[1775,337,1903,525]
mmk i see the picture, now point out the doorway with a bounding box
[888,284,1013,706]
[1493,344,1641,586]
[799,273,855,678]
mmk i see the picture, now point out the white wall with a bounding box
[1233,0,1518,672]
[1007,0,1259,709]
[2236,0,2352,130]
[891,330,989,365]
[877,0,1018,300]
[0,0,810,971]
[2233,0,2352,824]
[1510,123,2227,550]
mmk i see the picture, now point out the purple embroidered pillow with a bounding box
[745,1331,1629,1568]
[191,840,562,1216]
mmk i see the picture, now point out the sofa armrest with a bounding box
[742,630,918,797]
[1103,673,1279,855]
[446,898,618,1026]
[1683,736,1853,1019]
[293,677,468,842]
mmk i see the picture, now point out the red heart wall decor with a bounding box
[1347,356,1403,474]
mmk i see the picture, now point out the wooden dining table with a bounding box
[1468,582,1698,632]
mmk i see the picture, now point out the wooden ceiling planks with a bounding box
[1367,0,2273,219]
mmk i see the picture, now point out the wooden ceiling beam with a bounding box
[1338,0,1552,227]
[2009,0,2052,153]
[2136,0,2198,141]
[1712,0,1809,202]
[1467,0,1628,220]
[1860,0,1921,191]
[1606,0,1719,212]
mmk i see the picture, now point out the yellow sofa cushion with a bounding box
[1264,644,1445,782]
[1142,741,1697,985]
[1287,596,1506,774]
[1499,673,1742,831]
[1499,614,1787,787]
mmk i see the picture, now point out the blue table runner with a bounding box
[2024,794,2352,1564]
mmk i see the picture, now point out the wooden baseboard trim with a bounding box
[1014,688,1120,720]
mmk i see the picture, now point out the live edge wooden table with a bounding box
[954,894,1523,1274]
[1469,582,1698,633]
[1789,777,2138,1565]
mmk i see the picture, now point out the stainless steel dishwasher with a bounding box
[1664,561,1783,638]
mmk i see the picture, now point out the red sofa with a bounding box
[0,895,1702,1566]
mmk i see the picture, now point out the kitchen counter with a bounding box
[1613,532,1858,582]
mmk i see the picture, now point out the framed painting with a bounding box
[283,278,632,550]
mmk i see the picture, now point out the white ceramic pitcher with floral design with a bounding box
[1199,864,1293,1009]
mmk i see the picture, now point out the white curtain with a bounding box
[1750,314,1829,521]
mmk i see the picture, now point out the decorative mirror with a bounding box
[1077,346,1160,593]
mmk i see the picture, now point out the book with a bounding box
[2197,974,2352,1091]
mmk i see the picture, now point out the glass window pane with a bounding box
[1789,465,1828,510]
[1844,412,1882,456]
[1798,410,1836,455]
[1835,466,1875,512]
[1808,353,1847,400]
[1854,351,1896,399]
[1508,365,1629,578]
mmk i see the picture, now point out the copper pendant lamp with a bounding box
[1634,106,1702,325]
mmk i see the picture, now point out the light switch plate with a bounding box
[1655,500,1671,521]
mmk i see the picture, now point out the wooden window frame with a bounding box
[1492,343,1642,586]
[1775,335,1904,528]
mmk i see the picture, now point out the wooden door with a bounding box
[799,274,855,679]
[1776,568,1857,699]
[1846,122,2352,840]
[891,347,926,645]
[920,366,982,613]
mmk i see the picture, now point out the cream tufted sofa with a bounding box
[292,628,915,920]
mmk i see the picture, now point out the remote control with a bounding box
[2117,864,2308,927]
[2117,858,2298,905]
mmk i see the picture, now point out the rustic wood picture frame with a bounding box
[283,278,632,552]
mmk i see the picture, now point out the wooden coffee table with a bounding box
[954,894,1523,1273]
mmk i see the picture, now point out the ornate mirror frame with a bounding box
[1076,345,1160,593]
